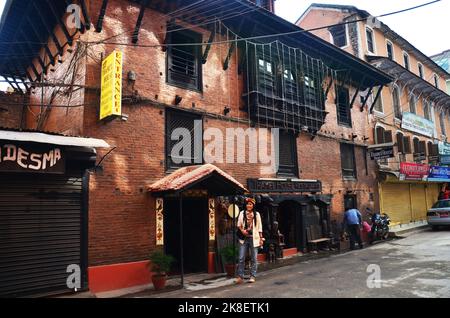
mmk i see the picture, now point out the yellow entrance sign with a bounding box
[100,50,123,120]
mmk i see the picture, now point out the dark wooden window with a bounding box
[277,130,298,177]
[403,52,410,70]
[165,109,203,170]
[434,74,440,88]
[375,126,392,144]
[167,28,202,91]
[423,100,432,121]
[428,142,439,157]
[257,57,276,96]
[397,133,411,154]
[418,63,424,79]
[340,143,356,179]
[372,86,383,112]
[392,86,402,120]
[329,24,347,47]
[283,68,298,101]
[366,28,374,53]
[336,86,351,127]
[413,138,420,154]
[386,41,394,60]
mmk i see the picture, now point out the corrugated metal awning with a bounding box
[0,130,110,148]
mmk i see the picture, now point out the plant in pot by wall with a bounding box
[149,250,175,291]
[219,245,239,277]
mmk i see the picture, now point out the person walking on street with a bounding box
[343,205,363,250]
[236,198,264,284]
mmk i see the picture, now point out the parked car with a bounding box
[427,199,450,230]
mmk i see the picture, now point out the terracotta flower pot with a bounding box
[152,274,168,291]
[225,264,236,277]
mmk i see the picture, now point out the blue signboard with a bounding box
[428,166,450,182]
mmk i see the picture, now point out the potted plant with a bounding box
[219,246,239,277]
[149,250,175,291]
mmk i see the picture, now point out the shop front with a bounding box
[379,162,441,226]
[247,178,331,255]
[147,164,247,279]
[0,129,109,297]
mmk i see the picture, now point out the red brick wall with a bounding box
[0,92,25,129]
[19,0,379,266]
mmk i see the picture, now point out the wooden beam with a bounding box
[350,76,365,110]
[324,77,334,100]
[361,86,374,112]
[33,1,64,57]
[369,85,384,114]
[223,37,237,71]
[96,0,110,32]
[80,0,91,30]
[202,29,215,64]
[132,0,149,44]
[46,0,73,46]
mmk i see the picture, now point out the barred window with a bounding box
[277,130,298,177]
[340,143,356,179]
[336,86,351,127]
[167,28,202,91]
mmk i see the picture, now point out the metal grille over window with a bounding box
[243,40,335,134]
[392,87,402,119]
[166,109,202,170]
[167,28,202,91]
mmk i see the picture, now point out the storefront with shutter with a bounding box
[0,130,108,297]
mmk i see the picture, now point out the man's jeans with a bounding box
[347,224,363,250]
[237,237,258,278]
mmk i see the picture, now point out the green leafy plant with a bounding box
[219,245,239,265]
[149,250,175,275]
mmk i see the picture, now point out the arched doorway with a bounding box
[277,200,302,249]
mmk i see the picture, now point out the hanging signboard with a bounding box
[440,155,450,165]
[369,146,394,160]
[401,112,434,138]
[428,166,450,182]
[100,50,123,120]
[399,162,429,181]
[248,178,322,193]
[0,142,65,174]
[438,141,450,155]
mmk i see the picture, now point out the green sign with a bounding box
[401,112,435,138]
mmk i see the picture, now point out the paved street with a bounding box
[144,229,450,298]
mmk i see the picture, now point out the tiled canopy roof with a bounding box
[147,164,248,195]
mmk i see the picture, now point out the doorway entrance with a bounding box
[164,197,209,274]
[277,201,302,249]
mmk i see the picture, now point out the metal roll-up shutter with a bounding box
[410,184,427,222]
[0,174,84,297]
[426,184,440,209]
[381,183,411,225]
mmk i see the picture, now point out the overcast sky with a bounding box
[0,0,449,90]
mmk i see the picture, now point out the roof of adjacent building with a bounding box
[297,3,450,80]
[430,49,450,73]
[147,164,248,195]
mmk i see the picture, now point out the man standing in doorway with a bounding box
[236,198,264,284]
[343,204,363,250]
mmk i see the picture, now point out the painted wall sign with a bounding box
[248,179,322,193]
[428,166,450,182]
[0,142,65,174]
[399,162,429,181]
[369,147,394,160]
[100,50,123,120]
[401,112,434,138]
[155,198,164,246]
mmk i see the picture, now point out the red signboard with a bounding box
[399,162,429,181]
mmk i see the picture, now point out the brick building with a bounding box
[0,0,391,296]
[298,3,450,227]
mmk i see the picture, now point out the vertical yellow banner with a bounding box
[208,198,216,241]
[156,198,164,246]
[100,50,123,120]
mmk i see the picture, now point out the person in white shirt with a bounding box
[235,197,264,284]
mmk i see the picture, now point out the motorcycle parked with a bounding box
[367,211,391,244]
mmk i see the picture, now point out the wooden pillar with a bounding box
[155,198,164,246]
